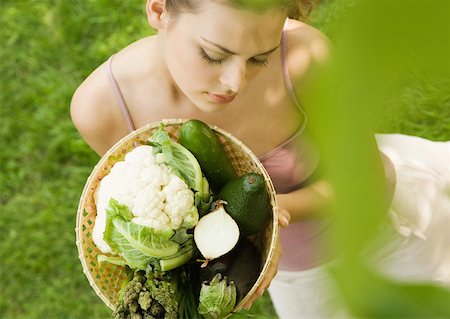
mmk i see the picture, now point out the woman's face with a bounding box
[161,1,287,112]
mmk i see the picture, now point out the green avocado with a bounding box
[218,173,272,237]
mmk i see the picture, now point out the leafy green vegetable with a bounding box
[198,273,236,319]
[169,142,204,192]
[109,218,179,267]
[103,198,180,269]
[148,124,202,191]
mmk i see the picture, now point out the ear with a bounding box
[146,0,167,30]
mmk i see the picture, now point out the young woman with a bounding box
[71,1,450,317]
[72,0,332,306]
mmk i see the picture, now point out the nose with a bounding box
[219,61,247,94]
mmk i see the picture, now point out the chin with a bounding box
[191,96,228,113]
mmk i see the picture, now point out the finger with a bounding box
[242,281,269,310]
[242,295,256,310]
[256,285,267,297]
[242,302,252,310]
[278,208,291,227]
[260,270,276,291]
[244,290,262,309]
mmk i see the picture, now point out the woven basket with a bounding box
[75,119,279,313]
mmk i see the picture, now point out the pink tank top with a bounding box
[106,24,336,271]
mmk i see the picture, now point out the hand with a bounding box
[241,208,291,310]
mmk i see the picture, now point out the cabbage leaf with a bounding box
[198,273,236,319]
[148,125,211,208]
[103,199,180,269]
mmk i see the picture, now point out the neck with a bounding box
[152,34,188,104]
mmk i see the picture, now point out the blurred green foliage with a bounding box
[1,0,449,318]
[304,0,450,317]
[1,1,150,318]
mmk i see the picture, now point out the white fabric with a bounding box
[269,134,450,319]
[269,263,349,318]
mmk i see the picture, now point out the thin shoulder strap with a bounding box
[281,20,308,135]
[106,55,136,132]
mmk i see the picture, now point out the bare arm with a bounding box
[277,179,334,222]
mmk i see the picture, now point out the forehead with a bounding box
[172,1,287,54]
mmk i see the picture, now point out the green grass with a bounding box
[1,1,448,319]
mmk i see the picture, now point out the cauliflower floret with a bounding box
[163,175,195,227]
[124,145,157,166]
[131,185,165,217]
[140,165,171,188]
[92,145,196,254]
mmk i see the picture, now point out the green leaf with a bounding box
[103,198,133,253]
[103,199,181,269]
[159,239,195,271]
[111,219,179,262]
[196,176,213,217]
[170,142,203,191]
[148,123,171,145]
[181,205,199,230]
[198,273,236,319]
[148,125,204,193]
[195,191,213,217]
[97,254,127,266]
[106,198,133,221]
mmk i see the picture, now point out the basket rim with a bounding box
[75,118,279,312]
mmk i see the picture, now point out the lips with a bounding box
[207,93,236,104]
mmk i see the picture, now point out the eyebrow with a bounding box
[200,37,280,56]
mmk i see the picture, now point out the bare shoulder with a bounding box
[70,59,130,156]
[284,19,332,79]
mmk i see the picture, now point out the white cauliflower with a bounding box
[93,145,196,253]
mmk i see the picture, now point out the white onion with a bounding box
[194,201,240,261]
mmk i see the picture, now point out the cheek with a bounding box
[167,43,218,89]
[183,61,217,92]
[186,56,217,83]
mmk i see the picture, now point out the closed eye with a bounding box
[200,49,224,65]
[200,49,269,67]
[250,57,269,67]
